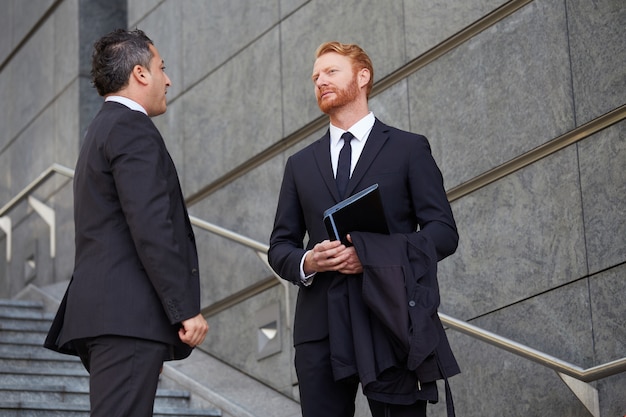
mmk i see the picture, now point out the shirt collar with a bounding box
[330,112,375,146]
[105,96,148,115]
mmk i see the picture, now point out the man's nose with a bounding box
[315,75,327,88]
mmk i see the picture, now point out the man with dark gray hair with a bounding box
[45,28,208,417]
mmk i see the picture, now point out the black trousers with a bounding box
[74,335,168,417]
[295,338,427,417]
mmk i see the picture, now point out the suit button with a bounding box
[408,300,416,307]
[191,268,198,275]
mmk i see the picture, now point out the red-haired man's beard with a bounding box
[316,75,360,114]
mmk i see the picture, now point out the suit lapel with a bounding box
[345,119,390,197]
[313,130,342,201]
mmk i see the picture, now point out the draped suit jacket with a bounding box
[45,101,201,360]
[269,118,458,347]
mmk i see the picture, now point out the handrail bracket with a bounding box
[557,372,600,417]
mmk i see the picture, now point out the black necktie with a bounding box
[336,131,354,198]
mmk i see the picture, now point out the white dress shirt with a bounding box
[300,112,376,283]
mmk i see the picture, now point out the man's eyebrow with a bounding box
[312,65,331,77]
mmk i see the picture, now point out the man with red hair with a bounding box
[269,41,460,417]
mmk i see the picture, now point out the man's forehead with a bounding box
[148,44,163,62]
[313,52,350,70]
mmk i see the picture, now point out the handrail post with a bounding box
[0,216,11,262]
[255,251,291,330]
[28,196,56,258]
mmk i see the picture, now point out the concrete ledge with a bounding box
[13,282,69,313]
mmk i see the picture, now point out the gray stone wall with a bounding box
[1,0,624,416]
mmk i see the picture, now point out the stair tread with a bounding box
[0,300,43,307]
[0,401,220,415]
[0,383,190,396]
[0,364,89,376]
[0,350,81,361]
[0,298,223,417]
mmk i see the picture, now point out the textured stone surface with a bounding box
[409,0,575,189]
[180,0,280,91]
[0,0,14,63]
[11,19,56,147]
[279,0,306,18]
[202,286,296,396]
[429,329,592,417]
[5,0,55,53]
[369,80,411,133]
[182,28,283,193]
[578,121,626,274]
[404,0,508,58]
[567,0,626,124]
[438,145,587,318]
[436,266,625,417]
[53,0,79,90]
[190,156,282,306]
[589,265,626,416]
[128,0,162,27]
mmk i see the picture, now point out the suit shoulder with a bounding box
[95,102,152,127]
[287,136,327,161]
[376,120,430,148]
[86,104,162,156]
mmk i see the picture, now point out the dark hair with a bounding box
[90,29,154,96]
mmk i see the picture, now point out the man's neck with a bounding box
[328,103,370,131]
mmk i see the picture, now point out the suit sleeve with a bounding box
[104,113,200,324]
[268,156,309,285]
[408,135,459,261]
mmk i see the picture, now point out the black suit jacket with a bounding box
[45,101,201,360]
[269,118,458,346]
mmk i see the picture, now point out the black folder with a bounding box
[323,183,389,245]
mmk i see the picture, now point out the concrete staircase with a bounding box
[0,299,221,417]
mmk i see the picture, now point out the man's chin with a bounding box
[318,99,337,115]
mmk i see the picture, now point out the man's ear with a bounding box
[357,68,370,90]
[132,64,150,86]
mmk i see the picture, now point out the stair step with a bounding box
[0,366,89,387]
[0,356,85,370]
[0,301,48,320]
[0,383,199,409]
[0,364,87,376]
[0,401,221,417]
[0,384,88,405]
[0,343,72,358]
[0,297,223,416]
[155,407,221,416]
[0,345,82,361]
[0,299,45,310]
[0,330,49,345]
[0,316,55,332]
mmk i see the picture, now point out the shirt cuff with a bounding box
[300,250,316,286]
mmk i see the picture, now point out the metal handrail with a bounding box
[2,163,624,416]
[439,313,626,382]
[0,163,74,217]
